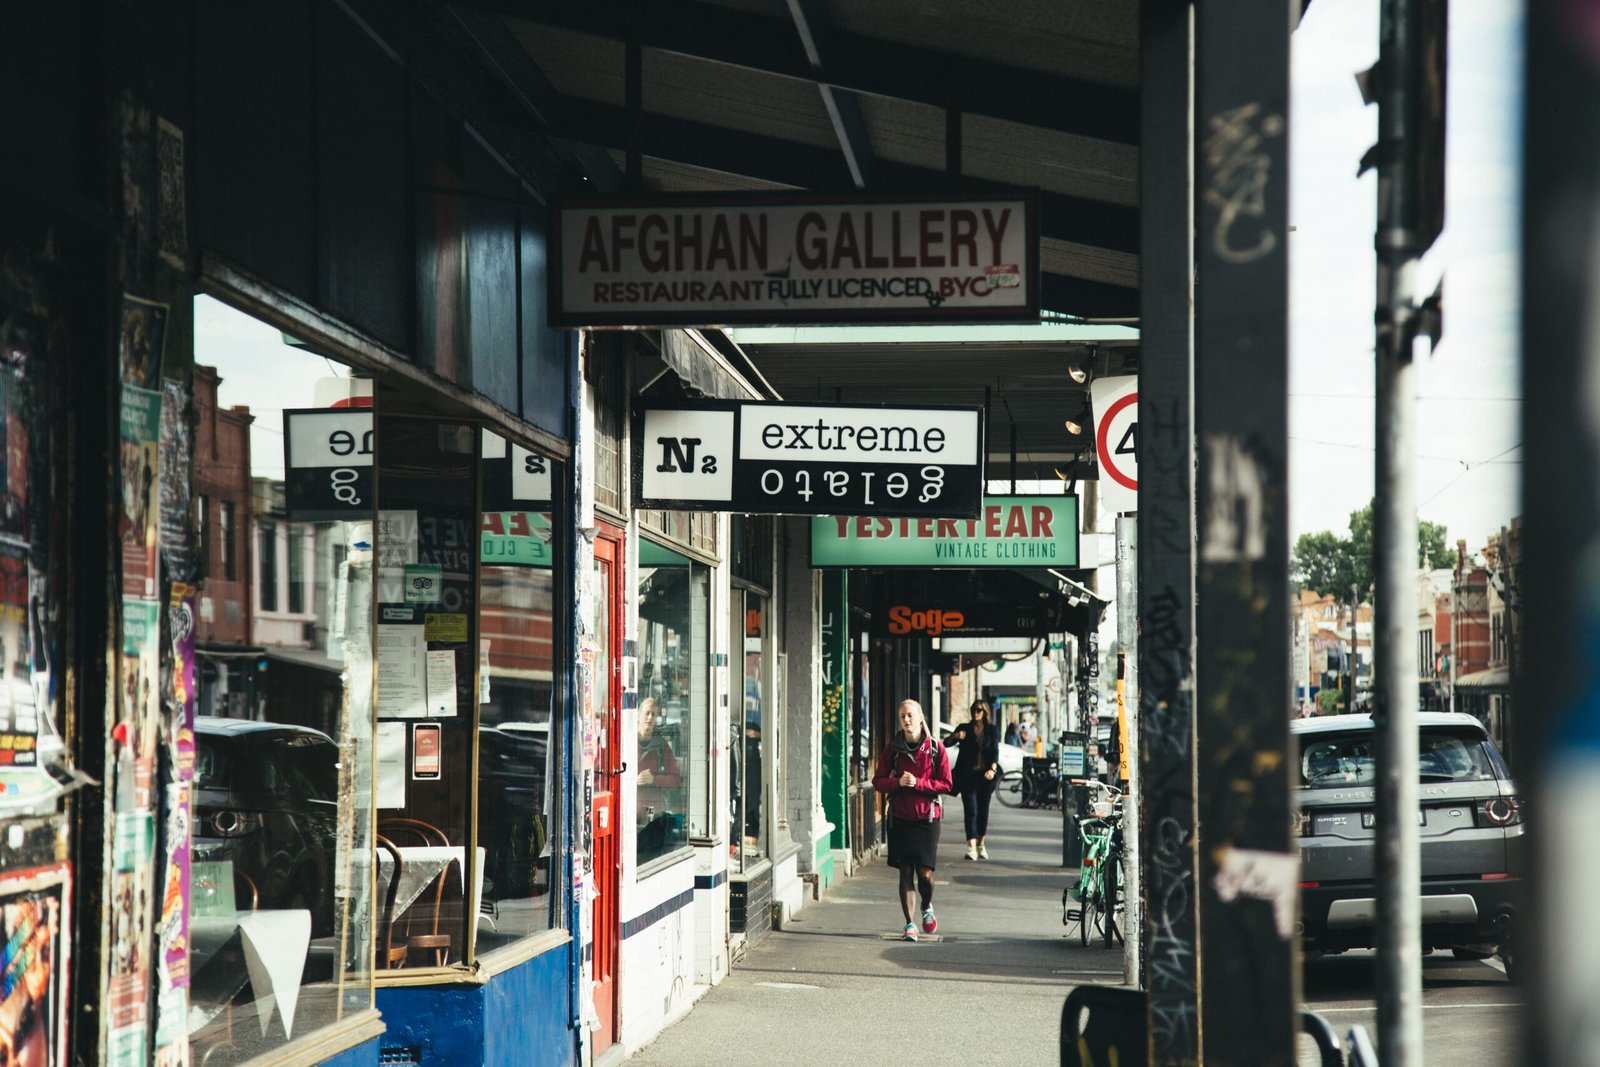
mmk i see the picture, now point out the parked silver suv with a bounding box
[1292,712,1524,980]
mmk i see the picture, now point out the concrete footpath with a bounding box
[627,798,1123,1067]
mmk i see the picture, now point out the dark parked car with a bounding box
[1293,712,1524,980]
[193,716,339,935]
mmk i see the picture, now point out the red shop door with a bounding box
[589,530,624,1052]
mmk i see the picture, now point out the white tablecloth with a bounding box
[188,908,312,1038]
[375,845,486,929]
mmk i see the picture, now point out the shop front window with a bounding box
[636,540,707,867]
[189,296,375,1063]
[733,590,767,868]
[476,484,562,948]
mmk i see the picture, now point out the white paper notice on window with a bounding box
[479,639,492,704]
[426,649,458,718]
[376,509,419,600]
[376,623,428,718]
[376,721,406,809]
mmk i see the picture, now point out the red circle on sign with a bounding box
[1095,391,1138,491]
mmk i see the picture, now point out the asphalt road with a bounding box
[1303,949,1526,1061]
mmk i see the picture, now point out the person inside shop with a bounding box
[1003,718,1021,747]
[948,699,1000,861]
[872,698,952,942]
[636,697,682,860]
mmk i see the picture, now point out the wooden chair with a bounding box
[375,836,408,969]
[376,818,459,966]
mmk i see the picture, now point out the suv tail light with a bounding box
[1475,796,1522,827]
[209,810,264,837]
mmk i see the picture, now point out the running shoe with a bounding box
[921,907,938,934]
[978,844,989,860]
[964,846,978,861]
[902,923,918,942]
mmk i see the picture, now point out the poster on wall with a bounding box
[119,386,162,601]
[108,811,155,1066]
[152,782,190,1064]
[158,382,196,583]
[118,295,168,392]
[165,585,196,783]
[0,862,71,1067]
[0,543,36,768]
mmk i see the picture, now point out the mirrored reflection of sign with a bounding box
[481,431,553,509]
[810,495,1077,567]
[934,636,1037,655]
[480,511,554,567]
[634,400,984,517]
[283,409,374,521]
[553,192,1038,326]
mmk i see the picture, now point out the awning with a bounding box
[658,330,769,400]
[264,646,345,675]
[1456,667,1511,690]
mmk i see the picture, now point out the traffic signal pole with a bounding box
[1369,0,1445,1062]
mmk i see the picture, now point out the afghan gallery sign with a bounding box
[552,192,1037,327]
[809,495,1078,567]
[633,400,984,518]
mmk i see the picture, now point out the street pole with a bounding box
[1372,0,1431,1060]
[1449,558,1459,715]
[1115,514,1142,987]
[1347,583,1358,715]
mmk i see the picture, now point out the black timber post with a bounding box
[1138,0,1199,1061]
[1194,1,1297,1064]
[1522,1,1600,1061]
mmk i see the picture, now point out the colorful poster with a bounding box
[0,543,36,767]
[165,585,196,782]
[0,862,71,1067]
[157,381,196,583]
[118,386,162,601]
[152,782,191,1065]
[117,295,168,392]
[109,813,155,1067]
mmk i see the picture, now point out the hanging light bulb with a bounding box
[1064,418,1083,436]
[1067,365,1088,384]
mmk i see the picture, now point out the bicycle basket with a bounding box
[1091,799,1114,818]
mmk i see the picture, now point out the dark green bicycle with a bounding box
[1062,779,1125,947]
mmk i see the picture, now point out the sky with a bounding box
[1289,0,1523,553]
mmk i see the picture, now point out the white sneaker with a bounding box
[978,844,989,860]
[964,846,978,861]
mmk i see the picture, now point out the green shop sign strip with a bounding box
[810,495,1077,567]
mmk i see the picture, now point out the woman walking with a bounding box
[949,699,1000,860]
[872,698,952,941]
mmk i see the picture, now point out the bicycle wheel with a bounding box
[1101,850,1120,948]
[1078,879,1095,946]
[995,770,1025,808]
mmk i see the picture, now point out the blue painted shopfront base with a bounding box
[370,949,576,1067]
[319,1037,380,1067]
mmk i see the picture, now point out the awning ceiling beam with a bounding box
[455,0,1140,146]
[784,0,876,190]
[544,98,1139,255]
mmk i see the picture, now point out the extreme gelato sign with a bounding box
[551,192,1037,327]
[809,495,1078,568]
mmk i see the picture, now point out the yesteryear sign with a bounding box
[553,192,1037,327]
[284,409,373,521]
[633,401,984,517]
[809,495,1078,567]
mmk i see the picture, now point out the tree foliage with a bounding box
[1293,500,1449,599]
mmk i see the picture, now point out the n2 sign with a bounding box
[1089,376,1137,514]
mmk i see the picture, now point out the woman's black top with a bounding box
[948,721,1000,792]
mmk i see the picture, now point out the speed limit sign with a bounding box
[1089,375,1137,514]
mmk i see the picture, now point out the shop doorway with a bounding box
[589,528,624,1051]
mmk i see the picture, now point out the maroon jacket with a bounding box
[872,733,953,822]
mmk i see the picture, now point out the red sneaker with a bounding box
[921,907,938,934]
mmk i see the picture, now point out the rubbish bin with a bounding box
[1058,732,1088,866]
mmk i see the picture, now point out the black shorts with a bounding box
[887,817,941,870]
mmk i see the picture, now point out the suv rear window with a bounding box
[1297,727,1500,788]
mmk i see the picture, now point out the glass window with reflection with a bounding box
[477,432,563,947]
[189,295,375,1064]
[636,540,707,867]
